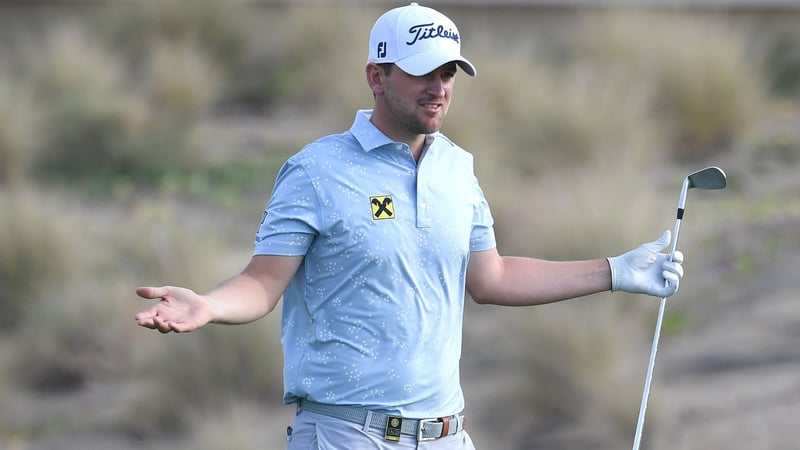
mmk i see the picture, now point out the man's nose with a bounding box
[427,78,446,97]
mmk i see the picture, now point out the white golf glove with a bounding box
[607,230,684,297]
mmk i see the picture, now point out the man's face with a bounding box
[380,62,457,136]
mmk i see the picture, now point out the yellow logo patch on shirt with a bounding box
[370,195,395,220]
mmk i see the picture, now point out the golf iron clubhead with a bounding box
[687,166,728,190]
[668,166,727,258]
[632,166,726,450]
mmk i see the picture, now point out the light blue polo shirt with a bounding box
[254,109,496,418]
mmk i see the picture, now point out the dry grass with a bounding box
[568,11,766,161]
[21,19,225,184]
[0,73,39,186]
[249,5,376,118]
[146,39,223,118]
[0,190,77,331]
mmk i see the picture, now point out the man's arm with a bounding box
[465,231,684,306]
[135,254,303,333]
[465,248,611,306]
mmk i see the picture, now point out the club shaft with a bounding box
[632,188,686,449]
[632,295,667,450]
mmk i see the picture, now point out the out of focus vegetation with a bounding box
[1,1,798,449]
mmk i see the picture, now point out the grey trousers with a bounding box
[286,409,476,450]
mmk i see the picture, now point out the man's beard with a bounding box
[382,88,446,135]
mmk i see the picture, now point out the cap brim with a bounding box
[395,49,476,77]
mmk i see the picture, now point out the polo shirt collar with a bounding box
[351,109,436,152]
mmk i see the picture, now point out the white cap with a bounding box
[368,2,476,77]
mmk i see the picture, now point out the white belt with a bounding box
[298,399,466,442]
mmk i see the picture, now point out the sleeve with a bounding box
[253,158,320,256]
[469,175,497,252]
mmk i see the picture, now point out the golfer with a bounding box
[135,3,684,449]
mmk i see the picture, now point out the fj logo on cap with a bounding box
[370,195,395,220]
[377,41,387,58]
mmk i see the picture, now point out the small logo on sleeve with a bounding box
[370,195,395,220]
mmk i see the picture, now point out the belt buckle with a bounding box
[417,418,439,442]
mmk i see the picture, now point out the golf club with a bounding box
[632,166,727,450]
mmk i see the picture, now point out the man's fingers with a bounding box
[136,286,171,299]
[138,313,186,334]
[663,269,680,285]
[648,230,671,253]
[153,315,173,334]
[663,260,684,278]
[135,314,157,329]
[170,322,192,333]
[662,270,680,297]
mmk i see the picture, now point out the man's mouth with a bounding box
[420,102,442,113]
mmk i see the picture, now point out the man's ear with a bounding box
[365,63,386,96]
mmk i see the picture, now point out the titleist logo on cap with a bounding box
[406,22,460,46]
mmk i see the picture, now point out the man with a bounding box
[135,3,684,449]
